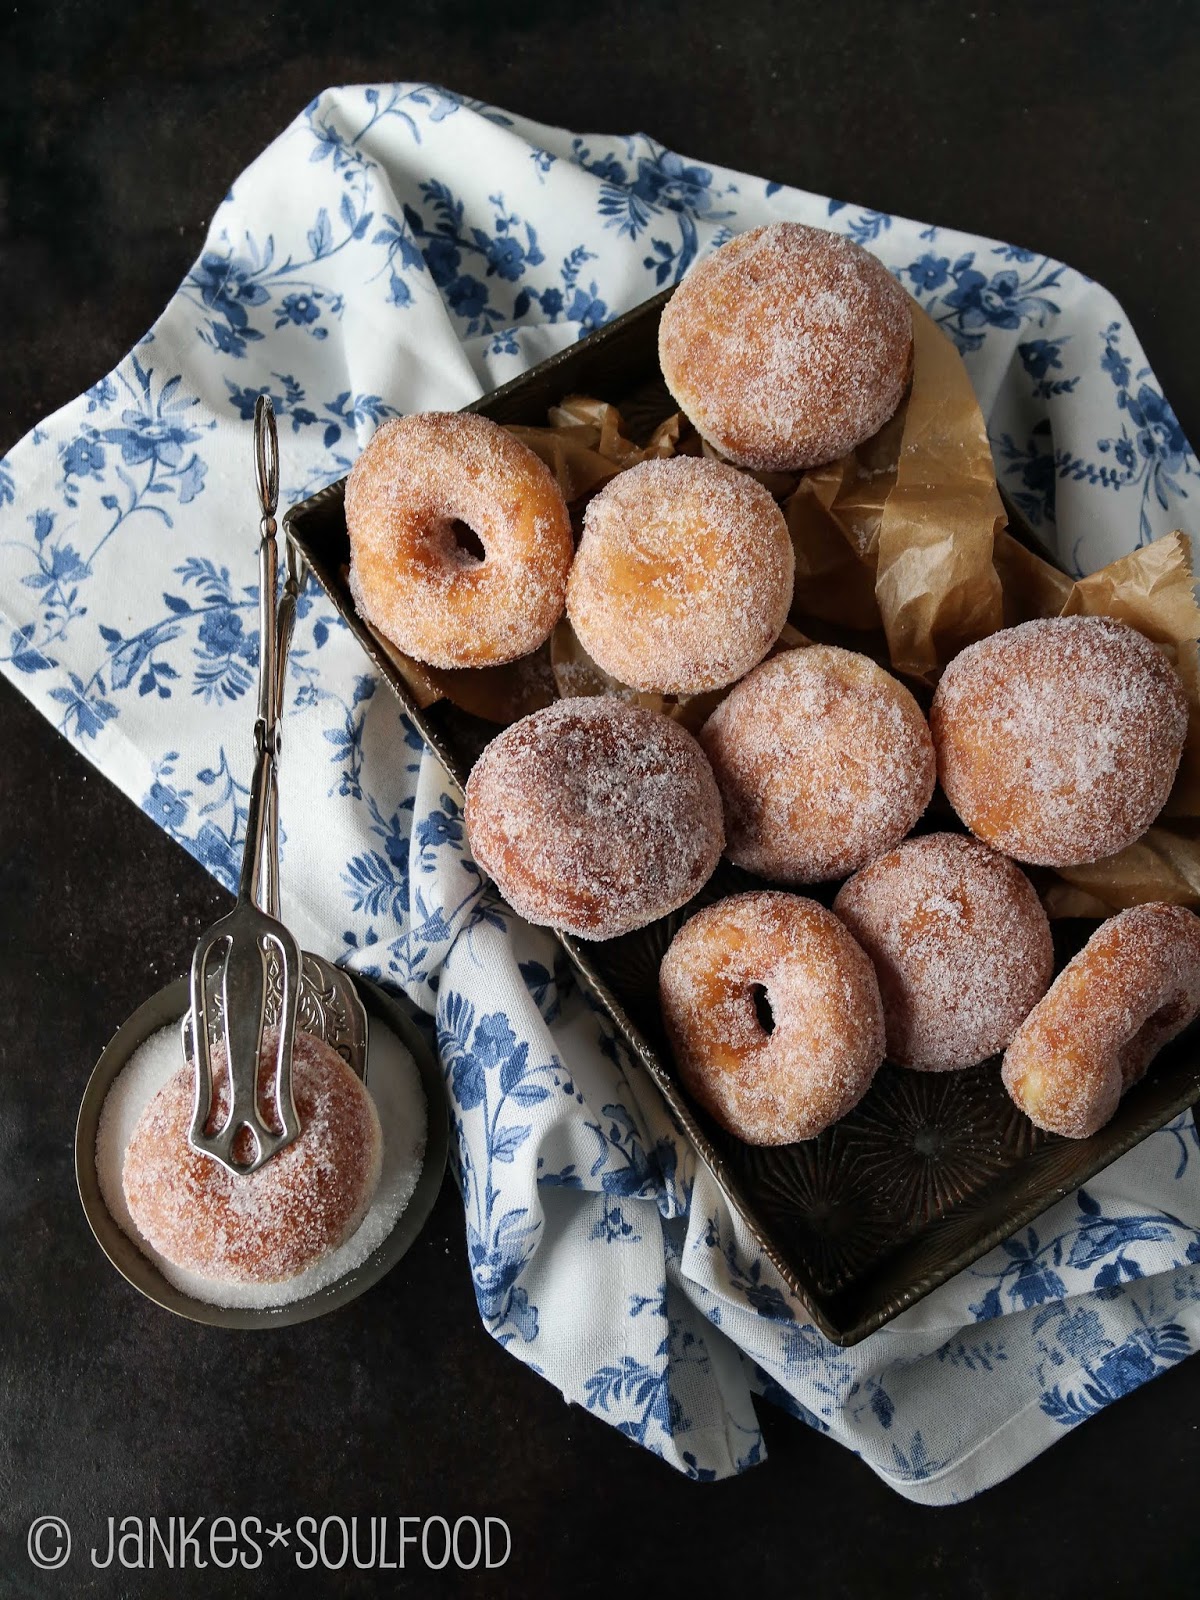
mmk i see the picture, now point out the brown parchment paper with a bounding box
[368,294,1200,917]
[784,303,1005,681]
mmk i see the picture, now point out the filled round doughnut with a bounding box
[566,455,794,694]
[833,832,1054,1072]
[659,890,885,1144]
[464,696,724,940]
[699,645,935,883]
[930,615,1188,868]
[1002,903,1200,1138]
[346,410,574,669]
[658,221,913,472]
[123,1031,383,1284]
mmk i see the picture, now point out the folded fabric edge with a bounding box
[865,1269,1200,1504]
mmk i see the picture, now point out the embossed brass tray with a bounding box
[284,289,1200,1344]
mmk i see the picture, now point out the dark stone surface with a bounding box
[2,2,1199,1593]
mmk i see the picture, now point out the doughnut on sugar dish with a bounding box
[345,410,573,669]
[659,891,885,1145]
[121,1030,382,1285]
[100,1019,427,1310]
[930,614,1188,868]
[658,221,914,472]
[566,455,795,694]
[1003,903,1200,1138]
[834,833,1054,1072]
[700,644,936,883]
[464,695,724,941]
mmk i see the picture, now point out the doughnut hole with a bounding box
[444,518,487,566]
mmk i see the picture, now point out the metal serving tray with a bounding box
[284,288,1200,1344]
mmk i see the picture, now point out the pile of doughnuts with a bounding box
[344,220,1200,1150]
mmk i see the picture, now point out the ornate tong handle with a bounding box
[187,904,302,1172]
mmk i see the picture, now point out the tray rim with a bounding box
[282,291,1200,1345]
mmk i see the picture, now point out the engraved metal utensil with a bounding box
[184,396,365,1176]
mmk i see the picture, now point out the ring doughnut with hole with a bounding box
[346,411,574,669]
[659,890,885,1144]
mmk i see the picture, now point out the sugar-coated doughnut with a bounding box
[659,891,885,1144]
[834,833,1053,1072]
[566,456,794,694]
[346,411,573,669]
[700,645,935,883]
[123,1031,382,1284]
[464,696,724,940]
[931,615,1187,868]
[1003,903,1200,1138]
[658,222,913,472]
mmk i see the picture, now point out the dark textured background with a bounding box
[2,2,1199,1595]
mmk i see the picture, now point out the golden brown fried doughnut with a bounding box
[658,222,913,471]
[700,645,935,883]
[1003,903,1200,1138]
[464,696,724,940]
[834,832,1053,1071]
[566,456,794,694]
[123,1031,382,1284]
[930,615,1187,868]
[346,411,573,669]
[659,890,885,1144]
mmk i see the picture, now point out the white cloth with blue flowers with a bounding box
[3,84,1199,1501]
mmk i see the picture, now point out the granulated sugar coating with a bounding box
[834,833,1054,1072]
[931,615,1188,868]
[700,645,935,883]
[464,696,724,940]
[566,456,794,694]
[659,891,885,1144]
[121,1030,381,1285]
[1003,903,1200,1139]
[100,1021,426,1308]
[346,410,573,669]
[658,222,913,472]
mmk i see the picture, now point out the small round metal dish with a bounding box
[75,973,448,1329]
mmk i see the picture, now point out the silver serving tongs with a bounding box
[183,398,366,1175]
[184,398,301,1172]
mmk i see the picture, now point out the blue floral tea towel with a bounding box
[2,83,1199,1501]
